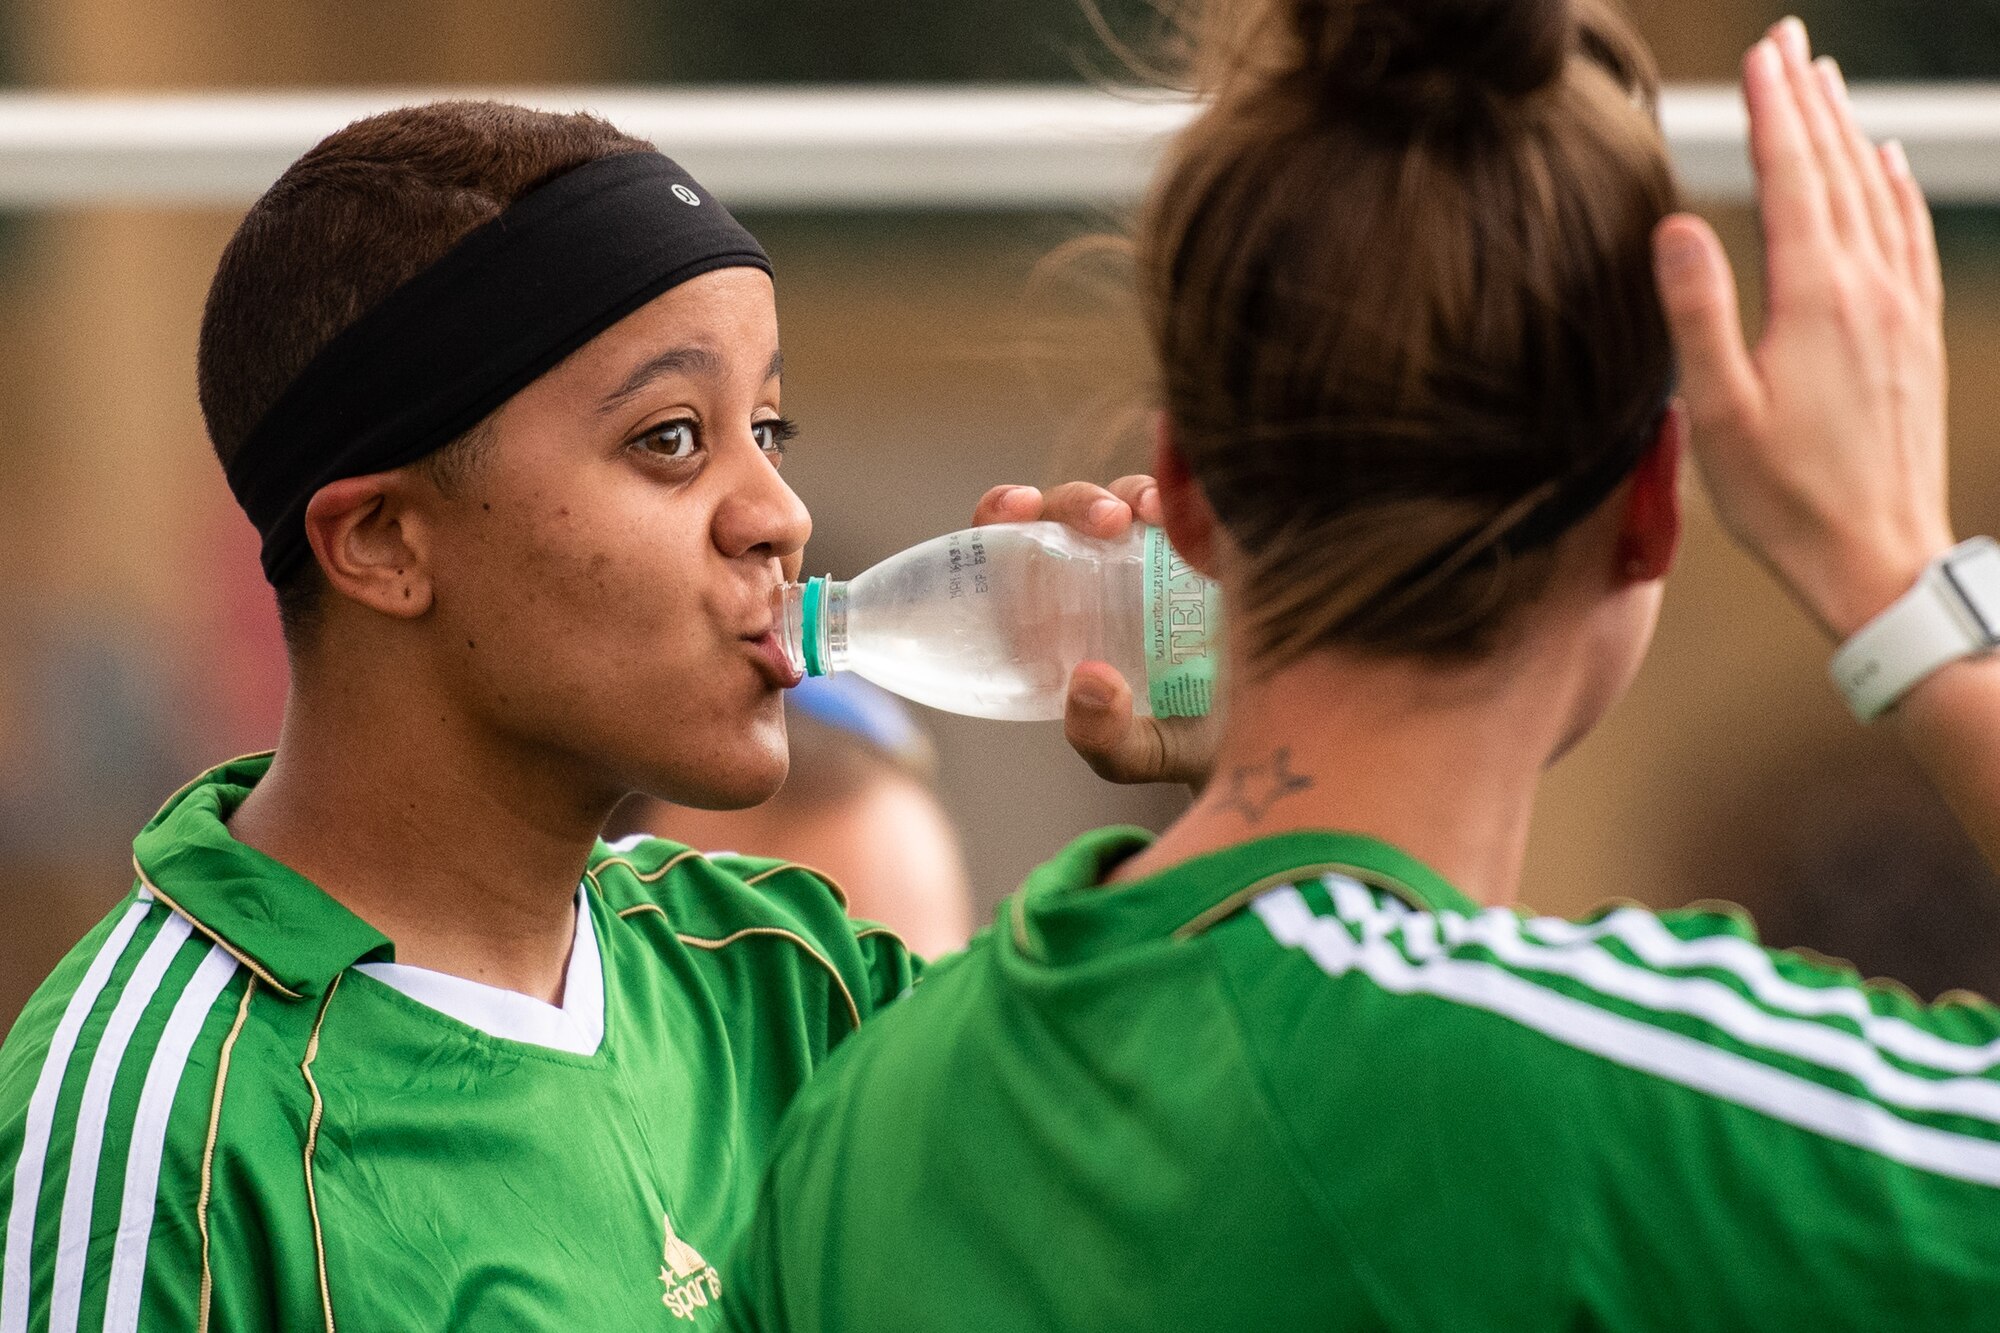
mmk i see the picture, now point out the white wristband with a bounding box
[1829,537,2000,722]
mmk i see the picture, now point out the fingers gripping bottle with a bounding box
[774,522,1222,722]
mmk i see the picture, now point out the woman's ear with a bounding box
[1151,413,1226,580]
[1616,404,1685,584]
[302,470,436,619]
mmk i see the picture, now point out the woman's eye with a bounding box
[753,417,799,459]
[638,420,699,459]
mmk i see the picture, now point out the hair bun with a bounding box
[1294,0,1574,119]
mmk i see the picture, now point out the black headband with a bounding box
[224,150,773,586]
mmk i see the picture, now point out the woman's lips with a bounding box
[747,632,804,689]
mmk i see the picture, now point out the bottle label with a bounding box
[1141,527,1221,717]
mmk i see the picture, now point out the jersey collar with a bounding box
[131,753,392,999]
[1009,825,1480,967]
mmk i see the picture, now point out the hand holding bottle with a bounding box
[971,476,1220,791]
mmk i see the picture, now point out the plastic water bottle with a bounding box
[774,522,1222,722]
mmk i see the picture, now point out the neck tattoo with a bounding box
[1220,747,1314,824]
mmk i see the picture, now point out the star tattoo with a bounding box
[1221,747,1314,824]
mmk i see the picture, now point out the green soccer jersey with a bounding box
[0,754,915,1331]
[727,826,2000,1331]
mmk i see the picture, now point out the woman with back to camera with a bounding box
[725,2,2000,1328]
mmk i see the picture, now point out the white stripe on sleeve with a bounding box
[45,911,193,1333]
[1257,885,2000,1190]
[1320,878,2000,1125]
[1524,906,2000,1075]
[0,899,153,1333]
[100,944,240,1333]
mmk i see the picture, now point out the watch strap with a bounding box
[1829,537,2000,722]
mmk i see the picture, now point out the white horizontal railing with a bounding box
[0,84,1997,209]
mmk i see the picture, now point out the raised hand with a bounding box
[1653,17,1953,640]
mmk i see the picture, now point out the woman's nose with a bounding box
[713,441,811,564]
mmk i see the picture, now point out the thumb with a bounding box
[1063,662,1163,784]
[1653,213,1762,436]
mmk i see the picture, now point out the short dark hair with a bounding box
[197,100,654,643]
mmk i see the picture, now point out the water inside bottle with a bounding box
[850,526,1147,720]
[779,525,1158,722]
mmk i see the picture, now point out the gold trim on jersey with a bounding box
[591,847,859,915]
[133,855,303,1001]
[198,976,256,1333]
[1635,895,1754,927]
[142,750,278,827]
[1006,861,1395,962]
[587,848,704,891]
[1939,987,2000,1011]
[738,860,852,911]
[1010,894,1034,957]
[300,974,343,1333]
[1172,862,1401,942]
[1545,895,1990,1011]
[663,921,864,1032]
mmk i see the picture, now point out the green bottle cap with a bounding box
[801,576,828,678]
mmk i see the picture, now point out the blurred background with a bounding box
[5,0,2000,1027]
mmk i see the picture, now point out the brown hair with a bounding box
[1140,0,1679,665]
[197,100,654,638]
